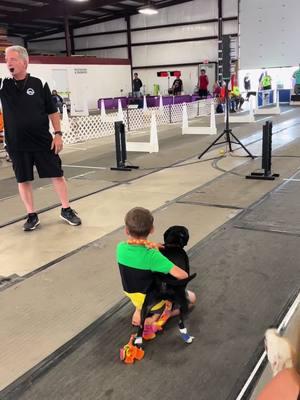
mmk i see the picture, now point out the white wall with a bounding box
[132,40,218,66]
[79,48,128,58]
[0,62,131,109]
[75,18,126,35]
[131,0,238,67]
[240,0,300,69]
[75,33,126,50]
[130,0,217,27]
[29,39,66,54]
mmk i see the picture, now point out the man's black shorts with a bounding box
[9,150,64,183]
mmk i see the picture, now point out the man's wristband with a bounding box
[54,131,63,136]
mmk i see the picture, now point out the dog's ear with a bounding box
[164,225,189,247]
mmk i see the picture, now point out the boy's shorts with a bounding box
[124,292,165,311]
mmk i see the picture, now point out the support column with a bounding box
[64,6,72,56]
[125,15,132,67]
[217,0,223,83]
[126,15,133,94]
[70,27,75,55]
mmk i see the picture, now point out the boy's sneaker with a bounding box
[60,207,81,226]
[23,213,40,231]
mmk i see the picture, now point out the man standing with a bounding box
[132,72,143,97]
[1,46,81,231]
[198,69,209,99]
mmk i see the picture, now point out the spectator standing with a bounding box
[198,69,209,99]
[132,73,143,97]
[51,90,64,113]
[171,77,183,95]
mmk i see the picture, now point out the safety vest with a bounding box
[231,86,240,96]
[262,75,271,87]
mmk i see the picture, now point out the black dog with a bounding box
[158,225,194,314]
[135,226,196,346]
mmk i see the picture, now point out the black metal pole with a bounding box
[115,121,123,169]
[111,121,139,171]
[246,120,279,180]
[120,122,127,166]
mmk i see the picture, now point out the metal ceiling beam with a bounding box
[21,0,195,41]
[0,0,124,25]
[0,0,37,9]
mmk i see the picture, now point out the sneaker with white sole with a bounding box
[60,208,81,226]
[23,213,40,231]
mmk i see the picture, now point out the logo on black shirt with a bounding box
[27,88,35,95]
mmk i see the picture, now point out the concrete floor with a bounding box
[0,107,300,398]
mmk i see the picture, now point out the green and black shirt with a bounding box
[117,242,174,294]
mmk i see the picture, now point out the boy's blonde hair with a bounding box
[125,207,153,238]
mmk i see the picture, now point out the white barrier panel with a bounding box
[143,95,148,113]
[228,96,256,123]
[100,99,124,122]
[182,102,217,135]
[61,104,71,133]
[159,95,163,110]
[126,111,159,153]
[255,90,281,115]
[100,99,106,119]
[117,98,124,121]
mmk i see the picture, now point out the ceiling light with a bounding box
[138,2,158,15]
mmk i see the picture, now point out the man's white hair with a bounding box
[5,46,29,63]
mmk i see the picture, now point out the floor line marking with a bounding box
[69,171,96,180]
[62,164,107,170]
[63,145,88,151]
[281,109,294,114]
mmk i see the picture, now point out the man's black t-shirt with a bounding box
[0,74,58,152]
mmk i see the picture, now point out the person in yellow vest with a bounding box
[262,71,272,90]
[230,84,244,112]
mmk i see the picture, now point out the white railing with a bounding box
[63,98,214,145]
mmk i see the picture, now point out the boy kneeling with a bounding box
[117,207,189,340]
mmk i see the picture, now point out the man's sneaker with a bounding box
[60,208,81,226]
[23,213,40,231]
